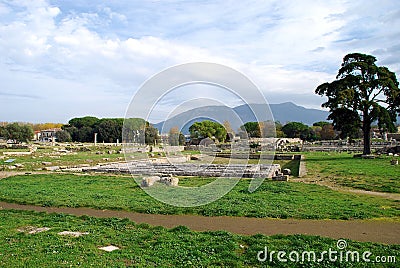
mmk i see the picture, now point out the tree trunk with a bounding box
[363,112,371,155]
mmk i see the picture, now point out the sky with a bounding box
[0,0,399,123]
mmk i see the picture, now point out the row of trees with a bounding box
[240,121,336,141]
[0,117,174,145]
[0,123,34,143]
[187,120,338,142]
[30,123,63,131]
[61,116,160,145]
[281,121,336,141]
[62,117,123,143]
[0,116,395,145]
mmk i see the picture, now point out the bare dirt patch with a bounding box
[292,177,400,201]
[0,171,28,179]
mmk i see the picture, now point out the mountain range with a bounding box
[154,102,330,134]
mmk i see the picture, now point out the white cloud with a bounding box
[102,6,127,23]
[0,0,399,122]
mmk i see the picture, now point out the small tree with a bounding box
[240,122,261,138]
[0,126,6,138]
[168,126,179,146]
[55,130,72,142]
[20,125,34,142]
[316,53,400,154]
[178,132,186,145]
[282,122,309,139]
[4,123,33,143]
[62,125,78,141]
[168,126,185,146]
[189,120,227,142]
[145,123,159,145]
[259,120,277,138]
[275,121,285,138]
[313,121,330,127]
[320,124,336,140]
[223,121,234,134]
[122,118,147,143]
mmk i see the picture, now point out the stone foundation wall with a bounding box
[83,162,281,179]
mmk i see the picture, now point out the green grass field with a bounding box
[0,174,398,220]
[0,210,398,267]
[0,146,146,171]
[303,152,400,193]
[1,149,399,267]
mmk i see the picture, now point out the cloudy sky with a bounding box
[1,0,399,123]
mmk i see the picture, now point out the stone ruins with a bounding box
[83,161,281,179]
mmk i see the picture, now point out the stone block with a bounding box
[44,166,60,171]
[272,175,288,181]
[141,176,161,187]
[161,176,179,186]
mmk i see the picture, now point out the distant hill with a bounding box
[154,102,330,134]
[237,102,330,125]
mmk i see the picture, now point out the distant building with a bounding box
[371,128,382,139]
[40,128,62,142]
[34,131,41,141]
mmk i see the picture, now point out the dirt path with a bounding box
[0,171,29,179]
[292,177,400,201]
[342,188,400,200]
[1,201,399,245]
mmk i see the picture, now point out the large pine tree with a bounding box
[316,53,400,155]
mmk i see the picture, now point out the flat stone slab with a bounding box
[58,231,89,237]
[43,166,60,171]
[3,152,32,156]
[17,226,50,234]
[99,245,119,252]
